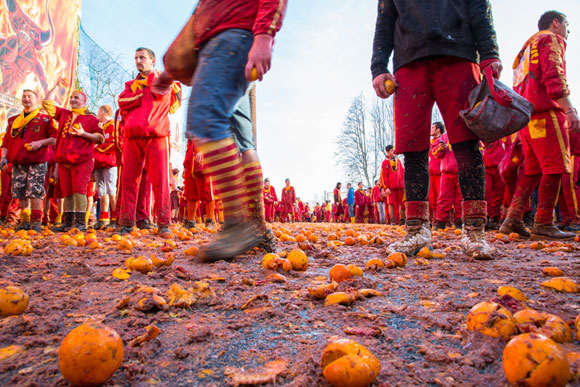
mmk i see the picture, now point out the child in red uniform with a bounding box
[44,79,104,231]
[433,130,463,229]
[354,182,366,223]
[280,179,296,222]
[1,89,57,231]
[93,105,118,229]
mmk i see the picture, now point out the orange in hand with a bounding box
[250,68,259,81]
[384,79,396,94]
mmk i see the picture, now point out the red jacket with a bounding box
[118,72,174,139]
[193,0,287,48]
[354,188,366,206]
[94,120,117,169]
[263,185,277,204]
[43,102,103,165]
[433,133,458,174]
[372,185,382,202]
[513,31,569,113]
[281,186,295,204]
[483,139,507,168]
[429,137,442,175]
[381,157,404,190]
[333,187,341,203]
[3,112,56,164]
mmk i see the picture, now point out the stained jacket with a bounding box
[513,31,569,113]
[381,157,404,190]
[3,112,56,164]
[371,0,499,78]
[433,133,459,174]
[193,0,287,48]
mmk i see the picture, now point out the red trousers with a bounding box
[0,171,19,222]
[281,203,293,222]
[436,172,462,222]
[428,173,441,219]
[58,159,94,197]
[559,155,580,225]
[264,203,274,222]
[387,189,404,224]
[485,166,505,219]
[119,137,170,227]
[117,167,152,223]
[355,205,365,223]
[393,57,479,153]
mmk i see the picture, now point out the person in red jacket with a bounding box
[433,129,462,229]
[483,138,507,230]
[354,182,366,223]
[333,182,344,222]
[381,145,405,225]
[428,123,443,221]
[500,11,579,240]
[1,89,57,231]
[371,180,382,224]
[157,0,287,261]
[280,179,296,222]
[184,141,216,229]
[117,47,181,237]
[558,130,580,230]
[263,178,277,222]
[93,105,118,229]
[43,80,104,231]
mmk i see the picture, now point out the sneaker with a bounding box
[387,219,432,256]
[198,222,264,263]
[461,218,494,260]
[29,222,43,232]
[530,224,575,241]
[499,217,530,238]
[92,220,110,230]
[15,222,30,231]
[258,229,276,253]
[183,219,196,229]
[158,226,172,238]
[118,226,134,235]
[136,219,154,230]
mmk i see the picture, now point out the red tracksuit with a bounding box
[483,139,507,220]
[118,71,178,227]
[429,137,442,219]
[280,186,295,222]
[559,131,580,225]
[434,133,462,223]
[381,156,404,224]
[263,185,277,223]
[354,188,366,223]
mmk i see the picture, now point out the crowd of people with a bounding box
[1,1,578,264]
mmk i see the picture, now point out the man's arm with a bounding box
[371,0,398,98]
[468,0,500,63]
[118,81,144,112]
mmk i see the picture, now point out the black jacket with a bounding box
[371,0,500,78]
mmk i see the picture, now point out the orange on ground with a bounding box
[466,301,516,341]
[329,264,351,283]
[0,286,28,317]
[287,249,308,271]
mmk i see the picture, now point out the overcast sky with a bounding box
[82,0,580,205]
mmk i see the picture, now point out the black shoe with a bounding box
[258,229,276,253]
[198,222,264,263]
[485,217,500,231]
[29,222,43,232]
[561,223,580,232]
[454,219,463,229]
[118,226,133,235]
[136,219,153,230]
[53,212,74,232]
[499,217,530,238]
[15,222,30,231]
[183,219,196,229]
[74,212,87,232]
[433,221,446,230]
[92,220,110,230]
[158,225,171,238]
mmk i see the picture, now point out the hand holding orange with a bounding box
[250,68,259,81]
[384,79,396,94]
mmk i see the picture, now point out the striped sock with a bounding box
[197,138,245,223]
[242,161,265,224]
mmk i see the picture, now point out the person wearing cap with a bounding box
[44,79,104,231]
[1,89,57,231]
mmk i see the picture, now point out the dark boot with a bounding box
[198,220,265,263]
[15,221,30,231]
[531,224,575,241]
[433,220,446,230]
[53,212,74,232]
[499,217,530,238]
[137,219,154,230]
[74,212,87,232]
[29,221,43,232]
[461,200,494,260]
[485,216,500,231]
[388,201,431,256]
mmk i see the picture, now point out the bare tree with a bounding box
[77,27,131,112]
[335,94,374,187]
[369,97,395,178]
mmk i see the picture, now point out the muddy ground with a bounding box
[0,222,578,386]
